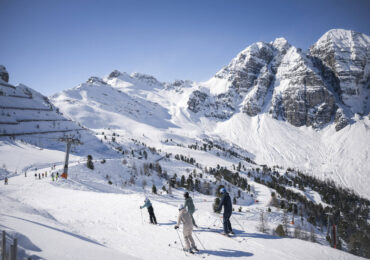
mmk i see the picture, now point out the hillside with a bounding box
[50,29,370,199]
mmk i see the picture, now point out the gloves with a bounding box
[174,226,179,230]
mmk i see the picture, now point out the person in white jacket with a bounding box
[174,204,198,253]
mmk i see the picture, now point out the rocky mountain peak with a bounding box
[271,37,291,52]
[188,29,369,131]
[86,76,107,85]
[107,70,128,79]
[130,72,162,86]
[309,29,370,115]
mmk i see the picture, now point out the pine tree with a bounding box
[152,184,157,194]
[180,175,186,187]
[87,155,94,170]
[259,211,268,233]
[275,224,285,237]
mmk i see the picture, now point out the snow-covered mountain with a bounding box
[189,29,369,131]
[50,29,370,200]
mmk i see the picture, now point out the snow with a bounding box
[1,158,364,260]
[213,113,370,199]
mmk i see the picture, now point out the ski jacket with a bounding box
[184,197,195,214]
[177,208,193,235]
[140,199,152,209]
[217,192,232,216]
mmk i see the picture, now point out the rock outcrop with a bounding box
[187,29,370,131]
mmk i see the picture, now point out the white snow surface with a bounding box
[1,156,364,260]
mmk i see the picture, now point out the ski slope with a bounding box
[1,156,364,260]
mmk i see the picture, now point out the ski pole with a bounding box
[176,229,187,256]
[193,232,205,250]
[209,216,220,228]
[140,208,144,224]
[232,215,244,231]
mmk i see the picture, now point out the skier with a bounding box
[51,172,55,181]
[56,172,59,181]
[38,173,41,179]
[174,204,198,253]
[34,173,37,179]
[42,173,44,178]
[140,197,157,224]
[184,192,197,227]
[4,177,8,185]
[216,187,234,235]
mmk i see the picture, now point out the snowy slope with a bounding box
[1,158,364,260]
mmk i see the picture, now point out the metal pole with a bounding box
[9,245,13,260]
[63,141,72,177]
[2,231,6,260]
[12,238,16,260]
[332,224,337,249]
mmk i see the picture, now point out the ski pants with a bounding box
[148,206,157,224]
[223,214,232,233]
[189,211,197,226]
[183,230,196,250]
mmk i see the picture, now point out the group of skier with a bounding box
[139,187,233,254]
[32,171,59,181]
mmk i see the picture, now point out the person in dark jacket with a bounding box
[184,192,197,227]
[140,197,157,224]
[216,188,234,235]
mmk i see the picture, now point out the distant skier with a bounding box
[34,173,37,179]
[184,192,197,227]
[56,172,59,180]
[174,204,198,253]
[4,177,8,185]
[140,197,157,224]
[51,172,55,181]
[45,172,47,178]
[38,173,41,179]
[216,188,234,235]
[42,173,44,178]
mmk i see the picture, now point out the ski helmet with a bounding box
[220,187,226,193]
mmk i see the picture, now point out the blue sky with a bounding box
[1,0,369,95]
